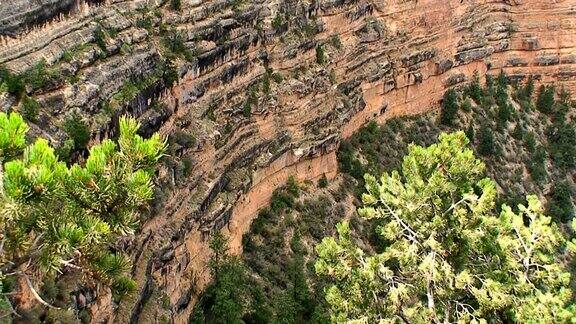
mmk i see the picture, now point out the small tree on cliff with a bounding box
[464,71,484,104]
[315,132,575,323]
[192,233,253,324]
[170,0,182,11]
[537,85,555,114]
[440,89,458,125]
[0,112,166,313]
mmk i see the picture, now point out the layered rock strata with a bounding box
[1,0,575,322]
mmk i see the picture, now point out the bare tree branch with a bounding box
[24,275,60,309]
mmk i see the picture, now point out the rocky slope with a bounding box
[219,79,576,322]
[1,0,576,322]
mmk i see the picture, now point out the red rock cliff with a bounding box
[0,0,575,322]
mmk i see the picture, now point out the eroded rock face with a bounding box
[1,0,575,321]
[0,0,76,36]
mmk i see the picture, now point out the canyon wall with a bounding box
[1,0,576,322]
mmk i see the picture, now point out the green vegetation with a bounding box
[262,69,271,95]
[549,181,575,222]
[315,45,326,65]
[528,145,547,183]
[477,122,496,156]
[460,98,472,112]
[514,75,534,104]
[318,174,328,188]
[192,233,253,323]
[136,15,154,33]
[243,85,258,118]
[316,132,574,322]
[339,72,574,213]
[195,72,576,323]
[244,182,333,322]
[270,179,298,212]
[317,74,576,321]
[329,35,342,50]
[93,26,107,51]
[297,21,320,39]
[20,95,40,122]
[106,27,119,39]
[0,113,165,316]
[338,118,440,187]
[0,66,24,95]
[547,118,576,170]
[170,0,182,11]
[21,60,61,92]
[537,84,555,114]
[61,43,94,65]
[465,121,474,143]
[194,176,335,322]
[0,60,62,97]
[162,29,195,62]
[64,112,91,150]
[161,58,179,88]
[463,72,484,103]
[170,129,196,149]
[272,14,284,33]
[440,88,458,125]
[204,101,217,121]
[329,69,336,84]
[271,72,284,83]
[111,71,163,108]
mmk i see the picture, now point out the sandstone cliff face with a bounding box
[1,0,575,322]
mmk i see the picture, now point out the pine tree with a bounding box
[478,123,496,156]
[547,119,576,170]
[536,85,555,114]
[193,233,252,323]
[64,112,90,150]
[316,45,326,65]
[548,180,575,223]
[161,58,179,88]
[315,132,574,323]
[0,112,166,311]
[440,89,458,125]
[20,96,40,122]
[496,70,508,89]
[464,72,484,104]
[170,0,182,11]
[524,76,535,99]
[465,122,475,144]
